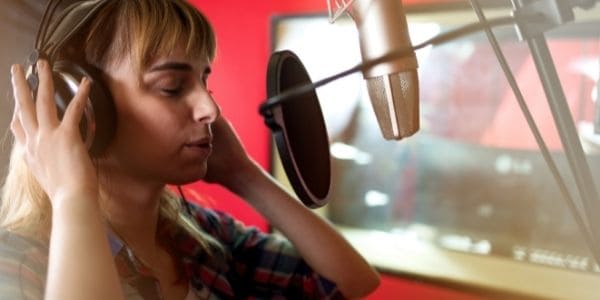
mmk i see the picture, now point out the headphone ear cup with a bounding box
[52,60,117,156]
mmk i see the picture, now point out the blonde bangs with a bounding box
[110,0,216,74]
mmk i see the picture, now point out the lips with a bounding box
[185,137,212,148]
[182,137,213,159]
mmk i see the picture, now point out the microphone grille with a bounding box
[366,70,419,140]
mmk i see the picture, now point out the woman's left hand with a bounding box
[204,118,380,300]
[203,116,260,192]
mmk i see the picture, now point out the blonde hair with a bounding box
[0,0,221,256]
[84,0,216,75]
[0,146,51,240]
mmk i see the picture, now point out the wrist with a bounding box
[224,159,267,198]
[51,189,101,220]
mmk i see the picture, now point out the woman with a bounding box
[0,0,380,299]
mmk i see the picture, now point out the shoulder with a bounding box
[0,229,46,250]
[0,229,48,272]
[187,205,241,235]
[185,205,294,260]
[186,205,275,248]
[0,230,47,299]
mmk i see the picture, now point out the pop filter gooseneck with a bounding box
[260,50,331,208]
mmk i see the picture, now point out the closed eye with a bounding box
[161,87,183,97]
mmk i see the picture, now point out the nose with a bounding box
[190,86,220,124]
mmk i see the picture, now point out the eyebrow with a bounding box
[147,62,212,75]
[148,62,192,72]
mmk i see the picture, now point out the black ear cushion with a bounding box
[52,60,116,156]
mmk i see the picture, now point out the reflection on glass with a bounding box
[272,3,600,282]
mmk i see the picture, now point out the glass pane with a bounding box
[271,3,600,297]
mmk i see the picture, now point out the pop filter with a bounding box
[260,50,331,208]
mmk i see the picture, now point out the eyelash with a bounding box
[161,87,183,97]
[157,76,211,97]
[161,87,214,98]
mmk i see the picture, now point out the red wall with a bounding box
[187,0,480,299]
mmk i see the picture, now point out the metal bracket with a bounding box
[512,0,575,40]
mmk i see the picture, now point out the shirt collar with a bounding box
[107,228,125,257]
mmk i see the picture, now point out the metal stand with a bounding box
[511,0,600,261]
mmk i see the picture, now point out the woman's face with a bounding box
[101,44,220,186]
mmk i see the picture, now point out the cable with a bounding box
[260,15,522,114]
[468,0,600,266]
[177,185,194,216]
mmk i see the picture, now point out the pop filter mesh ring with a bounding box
[264,50,331,208]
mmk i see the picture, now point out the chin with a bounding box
[166,166,207,185]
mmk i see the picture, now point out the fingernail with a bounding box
[37,60,45,70]
[81,77,92,88]
[10,64,17,75]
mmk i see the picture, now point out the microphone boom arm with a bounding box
[260,15,521,113]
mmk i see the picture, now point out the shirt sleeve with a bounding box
[0,231,47,300]
[193,208,345,299]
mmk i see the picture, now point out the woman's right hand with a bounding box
[12,61,125,300]
[10,60,98,206]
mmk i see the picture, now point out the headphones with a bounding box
[28,0,115,156]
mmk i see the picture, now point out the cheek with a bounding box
[111,101,181,156]
[108,80,185,158]
[119,112,178,149]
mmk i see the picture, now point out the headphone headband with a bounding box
[34,0,107,64]
[27,0,117,157]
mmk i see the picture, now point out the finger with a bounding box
[36,60,59,127]
[10,106,25,145]
[62,77,91,129]
[10,64,38,134]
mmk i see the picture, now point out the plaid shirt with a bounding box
[0,207,344,299]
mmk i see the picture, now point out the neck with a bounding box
[99,167,165,252]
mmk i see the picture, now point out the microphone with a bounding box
[347,0,419,140]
